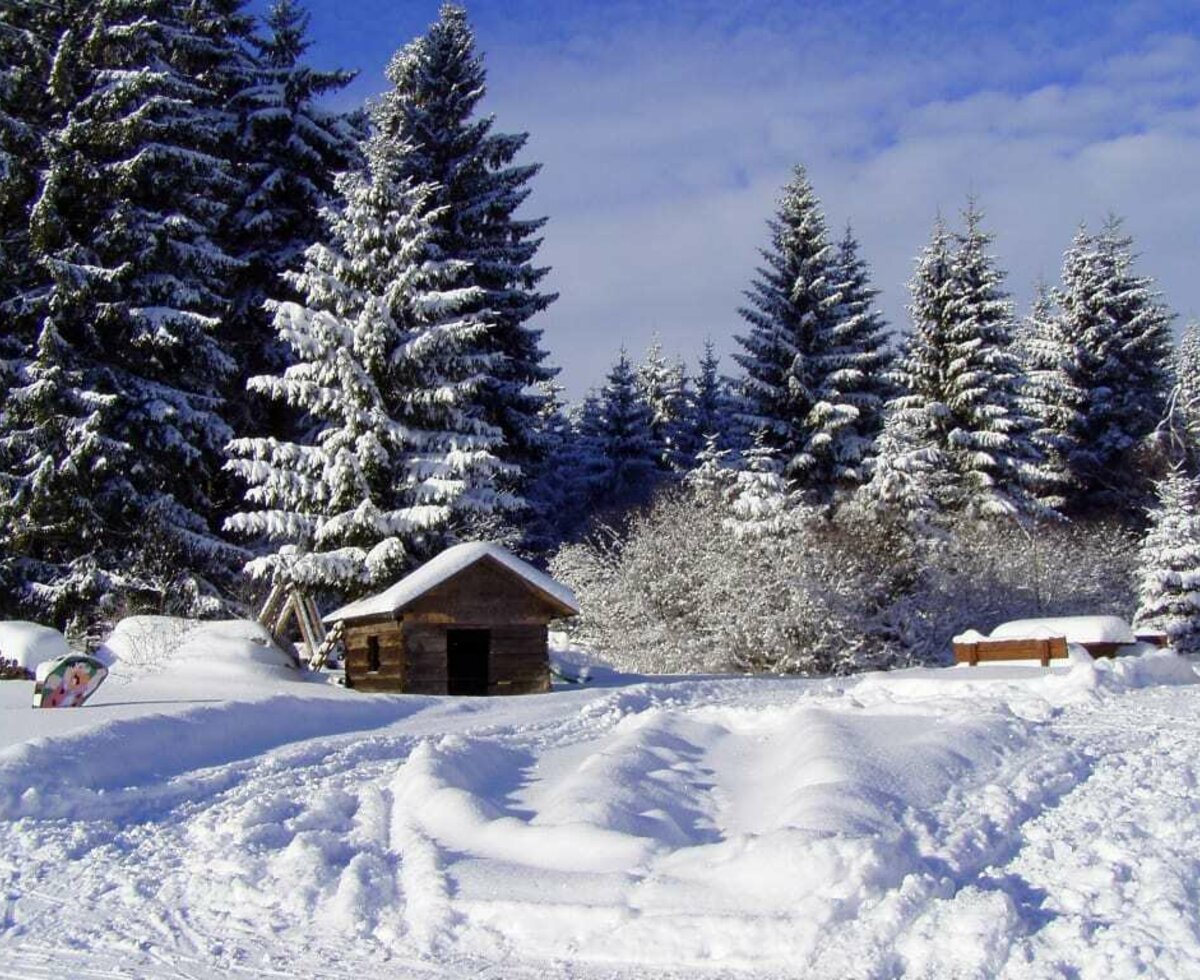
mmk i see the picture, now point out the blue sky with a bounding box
[254,0,1200,396]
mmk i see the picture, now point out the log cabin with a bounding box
[322,542,580,695]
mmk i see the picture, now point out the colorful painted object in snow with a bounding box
[32,655,108,708]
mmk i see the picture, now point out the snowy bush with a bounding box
[552,485,1139,675]
[551,490,915,676]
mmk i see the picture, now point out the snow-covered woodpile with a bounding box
[324,543,579,695]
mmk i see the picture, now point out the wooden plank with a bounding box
[953,636,1068,666]
[257,583,288,628]
[351,675,408,693]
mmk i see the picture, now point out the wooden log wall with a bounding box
[402,624,449,695]
[488,625,550,695]
[344,620,406,692]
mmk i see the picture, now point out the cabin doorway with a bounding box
[447,629,490,696]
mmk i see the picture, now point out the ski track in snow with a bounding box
[1,666,1198,978]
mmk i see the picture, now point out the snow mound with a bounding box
[170,620,298,681]
[98,615,201,674]
[101,617,296,681]
[0,621,69,670]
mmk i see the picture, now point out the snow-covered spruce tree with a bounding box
[22,0,249,612]
[727,432,791,538]
[1016,283,1085,510]
[887,205,1041,519]
[1135,469,1200,653]
[0,0,65,349]
[520,380,596,552]
[734,166,889,503]
[225,119,516,597]
[381,3,556,478]
[857,409,942,533]
[1161,322,1200,468]
[222,0,360,437]
[636,339,689,472]
[682,340,737,461]
[0,322,126,627]
[828,226,893,467]
[1053,219,1175,515]
[580,350,661,512]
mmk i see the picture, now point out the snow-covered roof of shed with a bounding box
[323,542,580,624]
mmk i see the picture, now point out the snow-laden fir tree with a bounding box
[727,432,791,538]
[825,225,894,479]
[857,410,942,532]
[1053,219,1175,515]
[887,204,1041,519]
[735,166,890,504]
[636,339,689,472]
[1134,469,1200,653]
[520,380,590,551]
[0,0,64,349]
[225,110,516,597]
[0,322,125,626]
[683,340,737,462]
[19,0,249,611]
[579,350,660,512]
[1162,322,1200,467]
[684,433,737,502]
[381,3,556,477]
[1017,283,1086,510]
[222,0,360,437]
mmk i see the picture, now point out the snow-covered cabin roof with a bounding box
[323,542,580,624]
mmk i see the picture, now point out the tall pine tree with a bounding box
[1017,282,1085,510]
[225,91,516,597]
[826,225,893,479]
[581,350,659,511]
[735,166,890,503]
[1052,219,1175,515]
[636,339,688,472]
[381,3,556,478]
[0,321,124,627]
[888,204,1040,519]
[0,0,65,350]
[678,339,736,466]
[222,0,360,437]
[9,0,251,616]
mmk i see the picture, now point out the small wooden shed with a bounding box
[323,543,579,695]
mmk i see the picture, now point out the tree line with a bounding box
[0,1,554,633]
[2,1,1196,657]
[547,169,1199,668]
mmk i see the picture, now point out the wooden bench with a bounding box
[953,635,1069,667]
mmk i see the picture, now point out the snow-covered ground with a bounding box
[1,623,1199,978]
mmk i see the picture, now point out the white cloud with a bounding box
[270,1,1200,396]
[472,21,1200,395]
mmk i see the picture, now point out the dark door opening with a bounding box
[446,629,490,696]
